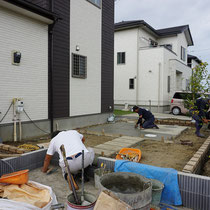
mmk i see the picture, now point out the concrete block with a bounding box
[190,157,200,163]
[103,141,132,147]
[187,160,197,166]
[95,144,122,151]
[193,154,202,160]
[93,148,115,157]
[183,165,194,172]
[182,169,191,173]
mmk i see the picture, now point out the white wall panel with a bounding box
[0,7,48,124]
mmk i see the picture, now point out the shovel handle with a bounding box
[60,144,80,205]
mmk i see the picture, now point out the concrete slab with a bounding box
[103,141,133,147]
[122,112,192,121]
[93,148,116,156]
[95,144,122,151]
[112,137,143,144]
[86,122,187,141]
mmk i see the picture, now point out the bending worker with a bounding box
[133,106,159,129]
[191,96,210,138]
[42,130,94,189]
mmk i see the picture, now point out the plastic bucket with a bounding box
[67,191,96,210]
[150,179,164,206]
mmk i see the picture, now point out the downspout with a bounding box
[136,28,140,105]
[158,62,161,113]
[49,0,55,137]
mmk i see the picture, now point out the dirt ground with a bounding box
[2,125,210,173]
[135,128,209,171]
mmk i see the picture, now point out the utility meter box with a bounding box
[16,99,24,113]
[12,51,21,65]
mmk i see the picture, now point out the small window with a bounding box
[87,0,101,8]
[129,79,134,89]
[117,52,126,64]
[186,79,190,91]
[72,53,87,78]
[168,76,170,93]
[181,46,186,61]
[149,39,158,47]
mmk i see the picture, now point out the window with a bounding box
[87,0,101,8]
[181,46,186,61]
[129,79,134,89]
[117,52,126,64]
[72,53,87,78]
[167,76,170,93]
[186,79,190,91]
[149,39,158,47]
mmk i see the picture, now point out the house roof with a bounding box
[115,20,194,46]
[188,54,202,64]
[1,0,58,22]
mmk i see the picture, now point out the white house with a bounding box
[114,20,194,112]
[0,0,114,141]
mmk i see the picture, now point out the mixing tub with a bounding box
[67,191,96,210]
[98,172,152,210]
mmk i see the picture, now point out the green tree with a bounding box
[185,62,210,111]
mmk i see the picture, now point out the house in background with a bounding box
[0,0,114,141]
[114,20,194,112]
[188,54,202,68]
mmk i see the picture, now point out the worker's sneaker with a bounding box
[196,133,205,138]
[154,125,159,129]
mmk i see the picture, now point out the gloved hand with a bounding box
[134,124,138,128]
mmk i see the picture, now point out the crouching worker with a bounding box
[132,106,159,129]
[42,130,95,190]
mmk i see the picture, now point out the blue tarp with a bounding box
[114,160,182,206]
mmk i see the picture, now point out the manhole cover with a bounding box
[145,134,157,138]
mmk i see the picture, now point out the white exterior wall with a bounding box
[114,28,138,105]
[0,7,48,124]
[70,0,101,116]
[157,36,178,54]
[191,59,200,68]
[177,33,188,65]
[138,47,165,106]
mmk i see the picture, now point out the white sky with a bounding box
[115,0,210,73]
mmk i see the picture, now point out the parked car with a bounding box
[170,91,209,115]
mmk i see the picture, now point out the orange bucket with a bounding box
[116,148,141,162]
[0,169,29,185]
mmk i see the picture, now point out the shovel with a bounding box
[60,144,80,205]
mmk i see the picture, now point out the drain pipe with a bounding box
[158,63,161,113]
[49,0,55,137]
[13,98,17,142]
[136,28,140,105]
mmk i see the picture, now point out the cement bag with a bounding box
[0,181,57,210]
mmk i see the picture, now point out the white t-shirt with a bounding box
[47,130,88,163]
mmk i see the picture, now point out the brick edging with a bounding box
[182,136,210,174]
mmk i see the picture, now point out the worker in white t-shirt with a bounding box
[42,130,95,189]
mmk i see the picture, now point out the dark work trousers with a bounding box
[142,116,156,129]
[192,114,203,135]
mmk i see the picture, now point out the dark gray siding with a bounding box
[51,0,70,118]
[27,0,49,10]
[101,0,114,113]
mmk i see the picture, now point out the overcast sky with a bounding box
[115,0,210,73]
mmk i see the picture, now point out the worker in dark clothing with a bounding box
[191,97,210,138]
[132,106,159,129]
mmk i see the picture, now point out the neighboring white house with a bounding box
[187,54,202,69]
[114,20,194,112]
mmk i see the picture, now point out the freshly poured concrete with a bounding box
[87,122,188,141]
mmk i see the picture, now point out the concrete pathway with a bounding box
[122,112,192,121]
[93,136,144,157]
[87,122,188,141]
